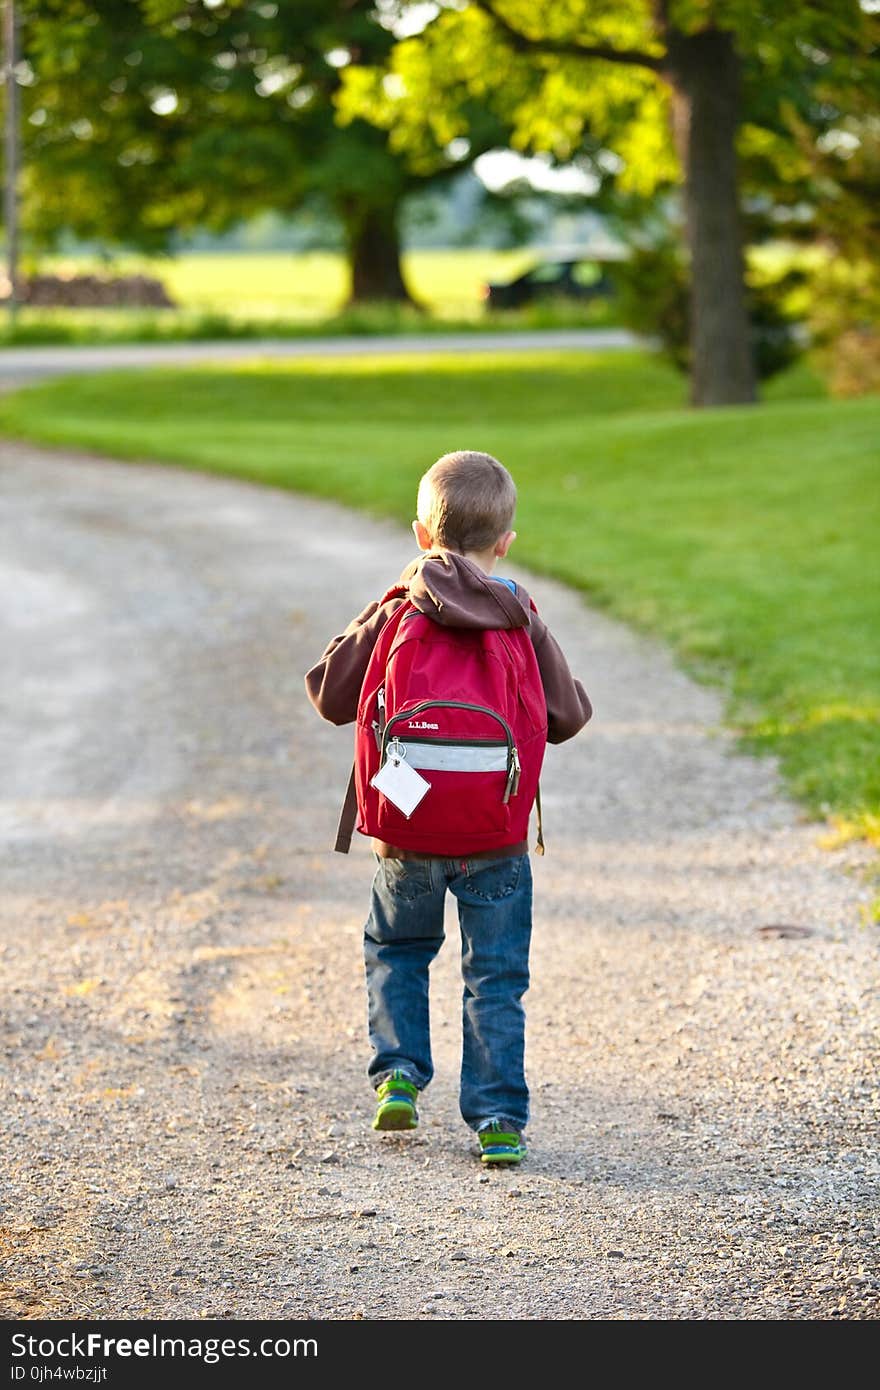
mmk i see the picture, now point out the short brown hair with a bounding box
[417,451,516,553]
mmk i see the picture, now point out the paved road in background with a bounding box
[0,328,638,390]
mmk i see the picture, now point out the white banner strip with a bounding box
[394,742,508,774]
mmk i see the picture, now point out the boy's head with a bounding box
[414,450,517,568]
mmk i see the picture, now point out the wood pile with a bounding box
[0,273,176,307]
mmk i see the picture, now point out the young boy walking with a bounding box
[305,451,591,1164]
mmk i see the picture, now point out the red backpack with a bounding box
[335,585,548,856]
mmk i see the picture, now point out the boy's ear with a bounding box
[412,519,433,551]
[494,529,516,559]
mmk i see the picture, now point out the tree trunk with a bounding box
[341,199,416,306]
[667,29,756,406]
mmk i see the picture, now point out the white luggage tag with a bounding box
[371,738,431,818]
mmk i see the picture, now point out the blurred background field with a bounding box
[4,242,818,346]
[1,247,621,343]
[66,248,533,316]
[42,243,814,318]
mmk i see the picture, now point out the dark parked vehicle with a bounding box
[482,257,617,310]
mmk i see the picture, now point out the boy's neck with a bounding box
[420,542,500,576]
[460,547,498,575]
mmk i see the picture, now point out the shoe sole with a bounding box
[373,1102,418,1132]
[480,1150,525,1165]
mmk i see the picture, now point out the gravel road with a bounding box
[0,329,637,388]
[1,440,877,1322]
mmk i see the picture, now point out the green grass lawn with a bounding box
[1,350,877,847]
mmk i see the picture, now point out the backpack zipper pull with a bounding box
[502,746,521,803]
[387,737,406,765]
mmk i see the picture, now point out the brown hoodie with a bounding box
[305,551,592,856]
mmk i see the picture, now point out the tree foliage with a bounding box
[10,0,505,299]
[340,0,877,226]
[337,1,877,401]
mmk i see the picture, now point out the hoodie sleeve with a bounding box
[529,612,593,744]
[304,599,400,726]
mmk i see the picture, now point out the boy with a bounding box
[305,451,591,1164]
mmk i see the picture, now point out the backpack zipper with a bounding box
[371,685,386,750]
[506,745,521,802]
[381,699,520,801]
[395,734,506,748]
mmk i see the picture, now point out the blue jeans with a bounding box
[363,853,533,1133]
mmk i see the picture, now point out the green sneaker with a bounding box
[372,1070,419,1131]
[478,1120,526,1165]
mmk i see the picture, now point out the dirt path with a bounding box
[1,440,877,1322]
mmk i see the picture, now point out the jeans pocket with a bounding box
[463,855,525,902]
[379,856,434,902]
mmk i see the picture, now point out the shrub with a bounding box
[808,257,880,398]
[611,242,806,381]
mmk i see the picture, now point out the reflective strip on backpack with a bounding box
[393,742,508,774]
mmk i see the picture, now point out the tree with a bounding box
[3,0,21,315]
[14,0,506,304]
[341,0,878,404]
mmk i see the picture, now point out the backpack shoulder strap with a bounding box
[379,582,409,606]
[334,764,359,855]
[334,586,411,854]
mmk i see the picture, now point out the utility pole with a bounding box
[3,0,19,324]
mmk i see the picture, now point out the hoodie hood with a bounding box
[400,550,531,631]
